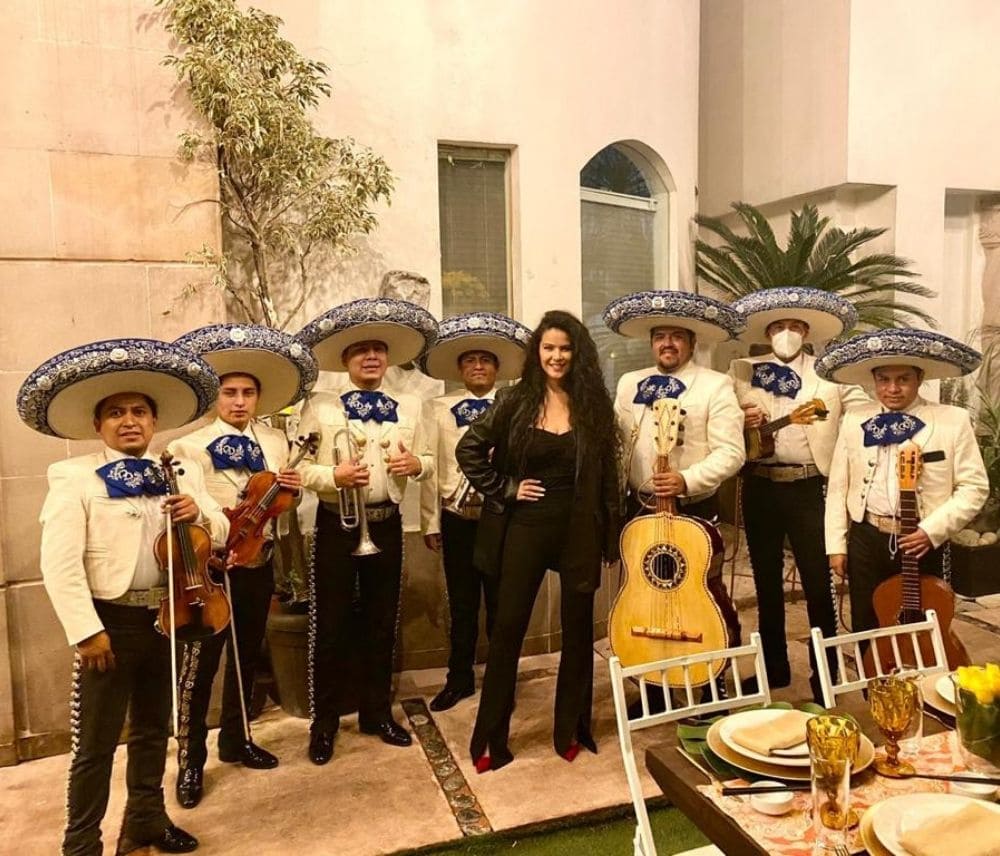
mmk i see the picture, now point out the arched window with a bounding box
[580,142,671,391]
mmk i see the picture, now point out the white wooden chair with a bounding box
[609,632,770,856]
[809,609,949,709]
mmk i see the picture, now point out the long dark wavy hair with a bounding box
[508,310,621,472]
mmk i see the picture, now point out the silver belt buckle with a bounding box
[365,504,398,523]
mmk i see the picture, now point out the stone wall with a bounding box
[0,0,223,763]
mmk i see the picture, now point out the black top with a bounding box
[524,428,576,491]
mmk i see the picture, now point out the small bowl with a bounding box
[748,780,796,816]
[950,779,998,801]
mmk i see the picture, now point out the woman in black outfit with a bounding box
[456,310,622,771]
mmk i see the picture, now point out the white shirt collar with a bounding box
[212,416,255,438]
[102,444,156,464]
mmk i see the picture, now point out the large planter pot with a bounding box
[949,542,1000,598]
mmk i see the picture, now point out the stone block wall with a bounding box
[0,0,223,764]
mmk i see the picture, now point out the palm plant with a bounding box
[696,202,936,330]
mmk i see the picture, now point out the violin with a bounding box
[155,452,231,642]
[222,432,319,568]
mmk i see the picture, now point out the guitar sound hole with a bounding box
[643,544,687,591]
[897,609,924,625]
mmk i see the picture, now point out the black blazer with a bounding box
[455,386,623,593]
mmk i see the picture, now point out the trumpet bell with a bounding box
[352,535,381,557]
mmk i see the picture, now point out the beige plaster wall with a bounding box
[0,0,224,762]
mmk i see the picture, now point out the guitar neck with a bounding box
[899,488,923,613]
[758,413,794,438]
[654,454,676,514]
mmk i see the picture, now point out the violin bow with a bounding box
[165,503,180,739]
[223,572,252,743]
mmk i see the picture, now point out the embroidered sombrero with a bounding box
[603,290,744,345]
[296,298,438,371]
[174,324,318,415]
[419,312,532,382]
[732,287,857,343]
[814,329,981,385]
[17,338,219,439]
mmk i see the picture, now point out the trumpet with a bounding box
[332,427,381,557]
[442,471,481,516]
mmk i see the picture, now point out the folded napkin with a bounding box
[730,710,811,757]
[899,802,1000,856]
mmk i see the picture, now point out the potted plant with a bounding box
[158,0,393,715]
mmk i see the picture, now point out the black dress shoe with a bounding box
[118,824,198,855]
[359,718,412,747]
[175,766,203,810]
[429,684,475,712]
[219,740,279,769]
[308,730,335,765]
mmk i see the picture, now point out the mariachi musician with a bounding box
[604,291,746,679]
[167,324,318,808]
[728,288,868,698]
[819,329,988,633]
[19,338,226,856]
[418,312,531,712]
[296,297,437,764]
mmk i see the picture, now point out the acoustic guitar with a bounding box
[863,442,970,674]
[744,398,829,461]
[609,398,728,687]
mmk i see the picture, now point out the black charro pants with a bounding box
[847,520,944,634]
[469,501,595,767]
[63,601,171,856]
[742,474,837,682]
[440,510,499,689]
[176,560,274,770]
[309,502,403,733]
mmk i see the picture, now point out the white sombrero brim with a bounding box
[202,349,303,414]
[422,335,526,382]
[616,315,733,345]
[824,356,969,386]
[741,308,846,344]
[310,322,426,372]
[47,370,204,439]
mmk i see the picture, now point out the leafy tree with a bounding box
[158,0,394,329]
[696,202,936,330]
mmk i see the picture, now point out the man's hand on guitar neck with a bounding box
[899,527,933,559]
[741,403,768,429]
[652,471,687,498]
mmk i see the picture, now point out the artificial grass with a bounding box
[414,805,710,855]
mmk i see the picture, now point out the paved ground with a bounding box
[5,541,1000,856]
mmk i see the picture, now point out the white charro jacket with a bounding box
[39,448,230,646]
[824,397,989,555]
[420,388,496,536]
[729,352,870,476]
[296,387,434,506]
[615,361,746,501]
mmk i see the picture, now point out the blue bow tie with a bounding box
[750,362,802,399]
[451,398,492,427]
[633,375,687,405]
[96,458,168,499]
[341,390,399,423]
[208,435,266,472]
[862,412,926,447]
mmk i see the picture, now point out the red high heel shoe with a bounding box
[474,754,492,774]
[560,742,580,763]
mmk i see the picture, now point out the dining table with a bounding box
[644,692,955,856]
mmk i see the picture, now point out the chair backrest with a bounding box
[810,609,949,709]
[608,633,769,856]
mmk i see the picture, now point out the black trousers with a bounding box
[847,520,945,634]
[309,502,403,732]
[441,510,499,689]
[176,560,274,770]
[63,601,171,856]
[742,474,837,681]
[470,505,594,767]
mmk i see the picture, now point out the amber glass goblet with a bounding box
[869,674,918,776]
[806,714,861,851]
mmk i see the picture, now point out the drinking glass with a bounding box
[869,674,918,776]
[895,670,925,765]
[807,714,860,856]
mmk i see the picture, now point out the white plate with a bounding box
[936,672,956,705]
[870,792,1000,856]
[718,709,814,768]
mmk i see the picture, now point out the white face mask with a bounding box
[770,329,803,360]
